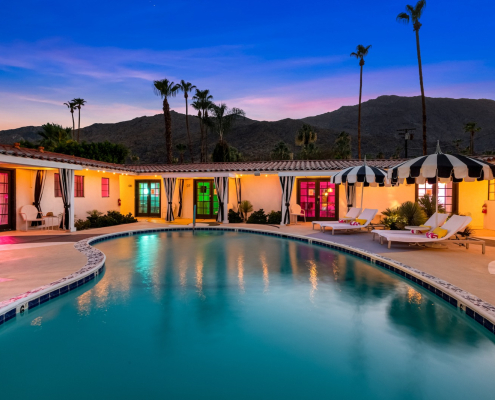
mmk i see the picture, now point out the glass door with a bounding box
[135,180,161,217]
[0,170,13,231]
[318,181,337,219]
[297,179,338,221]
[195,180,219,219]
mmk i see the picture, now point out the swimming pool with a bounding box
[1,230,494,399]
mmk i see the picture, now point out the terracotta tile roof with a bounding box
[7,143,494,174]
[131,159,408,173]
[0,144,133,172]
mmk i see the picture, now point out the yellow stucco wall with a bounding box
[117,174,491,229]
[458,180,488,229]
[14,168,121,229]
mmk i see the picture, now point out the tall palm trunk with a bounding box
[358,62,363,160]
[185,96,194,163]
[77,107,81,142]
[71,111,75,140]
[470,131,474,155]
[163,98,173,163]
[415,25,427,155]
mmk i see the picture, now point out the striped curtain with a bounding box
[59,169,74,230]
[163,177,176,222]
[345,182,356,211]
[177,179,184,218]
[279,176,295,225]
[235,177,242,218]
[214,176,228,223]
[32,170,46,226]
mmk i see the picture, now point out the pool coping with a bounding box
[1,225,495,336]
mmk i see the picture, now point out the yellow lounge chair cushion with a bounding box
[419,225,430,230]
[355,218,367,225]
[432,227,448,238]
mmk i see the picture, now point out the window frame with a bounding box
[489,180,495,201]
[74,175,85,198]
[54,173,62,197]
[101,177,110,198]
[415,182,458,214]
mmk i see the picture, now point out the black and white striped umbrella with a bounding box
[389,142,495,185]
[388,142,495,227]
[330,157,390,209]
[331,162,389,187]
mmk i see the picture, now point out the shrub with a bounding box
[228,209,243,223]
[418,194,445,218]
[247,209,268,224]
[76,210,138,230]
[381,207,402,230]
[75,219,91,231]
[239,200,253,221]
[267,210,282,224]
[398,201,427,228]
[381,202,427,230]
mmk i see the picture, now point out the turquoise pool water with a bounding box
[1,231,495,399]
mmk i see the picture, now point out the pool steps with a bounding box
[1,226,494,337]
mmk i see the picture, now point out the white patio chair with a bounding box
[19,205,45,231]
[290,204,306,224]
[371,212,449,241]
[320,209,378,235]
[312,207,362,230]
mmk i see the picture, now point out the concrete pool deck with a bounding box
[1,221,495,308]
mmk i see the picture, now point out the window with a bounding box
[75,176,84,197]
[417,182,455,213]
[489,181,495,200]
[54,173,62,197]
[102,178,110,197]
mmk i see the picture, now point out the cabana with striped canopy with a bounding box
[331,157,389,209]
[388,142,495,228]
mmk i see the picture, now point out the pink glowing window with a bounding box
[0,172,9,225]
[102,178,110,197]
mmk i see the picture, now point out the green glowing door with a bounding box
[135,180,161,217]
[194,180,219,219]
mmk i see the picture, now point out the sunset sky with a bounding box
[0,0,494,130]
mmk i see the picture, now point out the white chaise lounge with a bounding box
[320,209,378,235]
[371,212,449,241]
[380,215,484,253]
[312,207,362,230]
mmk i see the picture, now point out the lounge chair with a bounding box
[312,207,362,230]
[371,212,449,241]
[381,215,485,253]
[320,209,378,235]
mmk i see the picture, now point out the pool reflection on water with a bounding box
[1,231,494,400]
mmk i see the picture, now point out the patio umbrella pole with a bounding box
[435,175,439,228]
[360,182,364,210]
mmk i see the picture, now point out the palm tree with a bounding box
[464,122,481,155]
[176,143,187,163]
[63,101,76,140]
[295,124,317,147]
[397,0,428,155]
[37,123,73,149]
[209,103,245,142]
[271,141,291,160]
[350,44,371,160]
[71,98,86,142]
[153,79,180,163]
[177,80,197,163]
[192,89,214,162]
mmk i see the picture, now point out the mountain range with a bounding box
[1,95,494,163]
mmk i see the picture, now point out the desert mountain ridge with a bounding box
[1,95,494,163]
